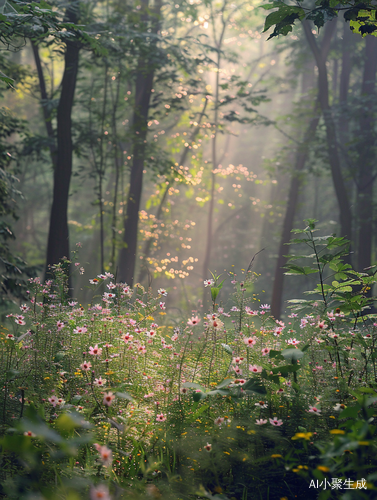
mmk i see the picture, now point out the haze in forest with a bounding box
[1,0,376,318]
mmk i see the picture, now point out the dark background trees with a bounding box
[1,0,376,316]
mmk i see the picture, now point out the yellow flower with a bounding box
[317,466,330,473]
[330,429,345,435]
[271,454,282,458]
[291,432,313,440]
[358,441,370,446]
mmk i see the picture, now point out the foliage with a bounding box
[1,224,377,498]
[261,0,377,39]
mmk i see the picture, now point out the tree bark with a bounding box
[357,35,377,272]
[270,23,335,319]
[117,0,162,285]
[45,3,80,280]
[303,19,353,242]
[31,41,57,169]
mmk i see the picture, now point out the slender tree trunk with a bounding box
[45,3,80,280]
[357,35,377,272]
[270,108,320,318]
[303,19,353,242]
[117,0,162,285]
[31,41,57,168]
[270,23,335,318]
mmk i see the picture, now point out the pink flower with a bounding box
[159,302,166,310]
[89,344,102,356]
[269,417,283,426]
[94,377,106,387]
[308,406,321,414]
[48,396,58,407]
[156,413,166,422]
[94,444,113,466]
[255,419,267,425]
[80,361,92,371]
[214,417,224,425]
[24,430,36,437]
[204,442,212,452]
[187,315,200,326]
[90,484,111,500]
[261,347,271,356]
[249,364,262,373]
[103,392,115,407]
[244,337,257,347]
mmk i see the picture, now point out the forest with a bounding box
[1,0,377,499]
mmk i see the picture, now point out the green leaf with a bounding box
[282,348,304,364]
[242,378,267,395]
[339,405,361,419]
[216,379,233,389]
[221,344,233,356]
[269,350,285,361]
[115,391,133,401]
[271,364,301,376]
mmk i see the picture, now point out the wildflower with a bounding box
[89,344,103,356]
[94,444,113,466]
[333,403,346,411]
[94,377,106,387]
[104,272,114,279]
[214,417,224,425]
[255,401,268,409]
[90,484,111,500]
[74,326,88,334]
[249,364,262,373]
[20,304,30,312]
[317,321,327,330]
[56,320,65,330]
[208,315,223,330]
[285,380,292,387]
[204,443,212,452]
[286,338,300,346]
[6,333,15,340]
[147,330,157,338]
[103,392,115,406]
[244,337,256,347]
[103,292,116,300]
[68,301,78,306]
[230,306,240,312]
[80,361,92,372]
[156,413,166,422]
[159,302,166,310]
[255,419,267,425]
[261,347,270,356]
[291,432,313,440]
[233,365,242,375]
[48,395,58,407]
[260,304,270,310]
[158,288,168,296]
[89,278,100,285]
[15,318,26,326]
[187,315,200,326]
[203,279,214,287]
[24,430,36,437]
[269,417,283,426]
[308,406,321,414]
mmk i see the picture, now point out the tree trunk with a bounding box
[117,0,162,285]
[31,41,57,169]
[270,23,335,319]
[303,19,353,242]
[357,35,377,272]
[45,3,80,280]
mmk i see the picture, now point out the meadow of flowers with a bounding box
[1,222,377,500]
